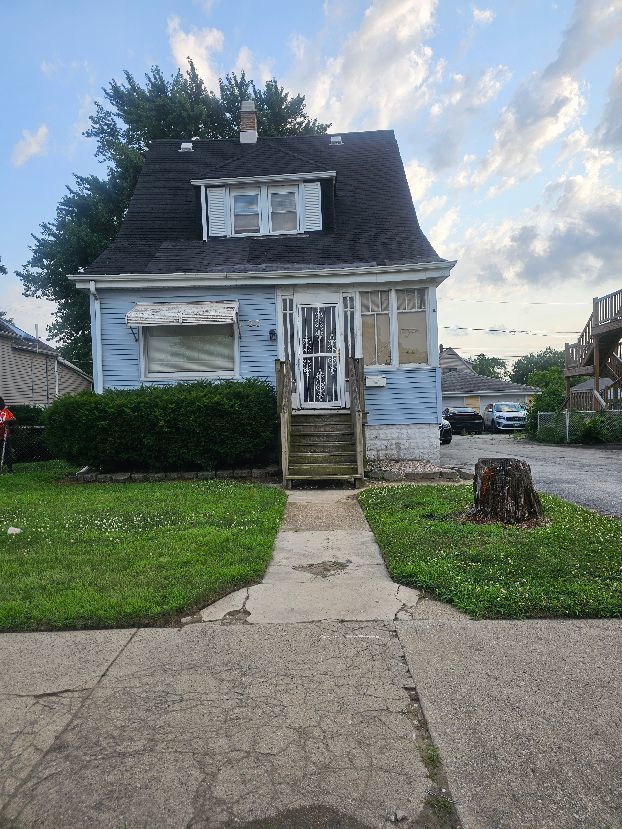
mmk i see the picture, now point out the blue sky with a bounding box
[1,0,621,363]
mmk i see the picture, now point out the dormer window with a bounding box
[232,191,261,235]
[192,172,334,239]
[229,185,300,236]
[269,188,298,233]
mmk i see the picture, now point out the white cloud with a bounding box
[233,46,254,77]
[472,6,494,25]
[419,194,447,218]
[463,73,584,192]
[405,157,433,200]
[545,0,622,79]
[429,205,460,251]
[452,142,622,296]
[167,15,224,90]
[428,64,511,169]
[40,59,60,78]
[597,58,622,148]
[454,0,622,193]
[11,124,49,167]
[289,0,440,130]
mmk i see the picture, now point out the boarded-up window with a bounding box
[396,288,428,364]
[144,325,235,376]
[360,290,391,366]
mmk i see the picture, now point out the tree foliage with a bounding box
[0,256,15,323]
[510,347,565,385]
[469,353,508,379]
[18,63,330,371]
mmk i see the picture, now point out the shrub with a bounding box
[44,380,278,471]
[9,404,45,426]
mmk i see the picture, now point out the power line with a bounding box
[441,325,578,337]
[439,298,588,306]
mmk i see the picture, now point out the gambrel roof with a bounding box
[84,130,445,276]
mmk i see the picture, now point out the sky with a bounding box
[1,0,621,366]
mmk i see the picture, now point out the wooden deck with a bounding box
[565,289,622,410]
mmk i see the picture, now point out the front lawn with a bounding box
[359,484,622,619]
[0,462,286,631]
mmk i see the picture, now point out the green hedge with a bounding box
[44,381,278,471]
[9,404,45,426]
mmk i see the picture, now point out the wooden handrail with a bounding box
[348,357,366,481]
[275,359,292,486]
[596,288,622,329]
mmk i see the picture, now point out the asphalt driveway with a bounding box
[442,433,622,516]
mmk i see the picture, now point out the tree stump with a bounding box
[470,457,544,524]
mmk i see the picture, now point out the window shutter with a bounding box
[207,188,227,236]
[302,181,322,232]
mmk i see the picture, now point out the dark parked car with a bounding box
[442,407,485,435]
[439,418,452,444]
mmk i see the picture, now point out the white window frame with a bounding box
[358,286,433,370]
[139,322,240,382]
[230,187,263,237]
[227,183,302,237]
[267,185,300,235]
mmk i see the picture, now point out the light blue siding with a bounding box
[364,366,441,425]
[99,287,278,389]
[98,286,440,425]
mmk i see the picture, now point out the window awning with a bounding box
[125,301,239,326]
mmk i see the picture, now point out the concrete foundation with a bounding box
[365,423,440,464]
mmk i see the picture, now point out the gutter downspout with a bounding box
[89,281,103,393]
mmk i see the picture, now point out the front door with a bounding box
[295,301,345,408]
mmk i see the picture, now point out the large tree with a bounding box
[18,64,329,371]
[0,256,14,323]
[469,353,508,379]
[509,347,565,385]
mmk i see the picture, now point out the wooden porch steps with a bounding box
[287,411,360,481]
[276,358,367,486]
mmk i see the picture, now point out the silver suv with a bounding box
[483,402,527,432]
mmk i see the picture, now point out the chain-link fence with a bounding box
[9,426,55,463]
[537,411,622,444]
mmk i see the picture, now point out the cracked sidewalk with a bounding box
[185,489,465,625]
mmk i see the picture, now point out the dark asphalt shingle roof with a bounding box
[442,369,539,395]
[84,130,445,276]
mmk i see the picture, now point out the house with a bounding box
[0,317,91,406]
[70,102,455,482]
[440,346,538,414]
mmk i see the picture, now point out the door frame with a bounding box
[293,291,346,409]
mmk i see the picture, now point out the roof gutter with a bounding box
[70,260,457,290]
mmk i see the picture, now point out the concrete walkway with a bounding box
[0,488,620,829]
[190,489,462,625]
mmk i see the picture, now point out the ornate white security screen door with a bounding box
[295,301,345,408]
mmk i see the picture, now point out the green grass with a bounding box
[0,462,286,631]
[359,484,622,619]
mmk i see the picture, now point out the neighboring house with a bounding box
[440,346,539,414]
[0,318,91,406]
[70,102,455,480]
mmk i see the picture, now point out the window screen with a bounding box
[360,290,391,365]
[270,190,298,232]
[144,324,235,375]
[233,192,260,235]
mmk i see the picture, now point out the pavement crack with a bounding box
[222,588,251,625]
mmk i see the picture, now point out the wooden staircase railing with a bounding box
[275,359,292,486]
[348,357,366,484]
[565,289,622,410]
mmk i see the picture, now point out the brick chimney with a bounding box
[240,100,257,144]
